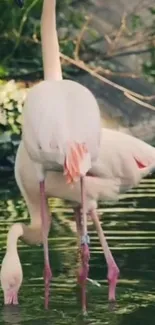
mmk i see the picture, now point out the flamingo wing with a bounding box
[91,128,155,190]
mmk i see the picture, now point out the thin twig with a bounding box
[60,52,155,102]
[106,33,155,57]
[104,2,155,57]
[108,12,127,54]
[124,92,155,111]
[104,34,112,44]
[74,16,92,61]
[93,66,140,79]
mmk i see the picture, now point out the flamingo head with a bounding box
[14,0,24,8]
[0,223,23,305]
[0,250,23,305]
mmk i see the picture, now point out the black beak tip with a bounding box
[14,0,24,8]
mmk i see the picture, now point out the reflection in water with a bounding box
[2,306,22,325]
[0,172,155,324]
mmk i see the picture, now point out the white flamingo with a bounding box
[1,0,155,315]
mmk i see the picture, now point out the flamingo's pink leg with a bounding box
[76,177,90,314]
[77,243,90,313]
[75,208,90,313]
[64,142,91,313]
[40,181,52,309]
[12,293,18,305]
[90,210,120,301]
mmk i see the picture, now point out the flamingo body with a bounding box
[17,128,155,208]
[22,79,101,173]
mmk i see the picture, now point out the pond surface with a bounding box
[0,171,155,324]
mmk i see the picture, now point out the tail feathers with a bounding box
[64,143,91,183]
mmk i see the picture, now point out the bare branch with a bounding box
[74,16,92,61]
[60,52,155,102]
[124,92,155,111]
[93,66,140,79]
[108,12,127,54]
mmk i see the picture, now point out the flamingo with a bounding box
[1,0,155,314]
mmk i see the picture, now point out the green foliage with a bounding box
[131,14,143,30]
[149,7,155,15]
[130,6,155,84]
[143,48,155,84]
[0,80,25,130]
[0,0,96,78]
[0,80,27,164]
[142,7,155,83]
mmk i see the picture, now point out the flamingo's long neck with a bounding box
[6,223,23,253]
[41,0,62,80]
[7,223,44,252]
[21,224,43,245]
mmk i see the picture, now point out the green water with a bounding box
[1,172,155,324]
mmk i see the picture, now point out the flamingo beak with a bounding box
[14,0,24,8]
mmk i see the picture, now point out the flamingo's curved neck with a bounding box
[7,223,43,251]
[41,0,62,80]
[21,224,43,245]
[7,223,23,253]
